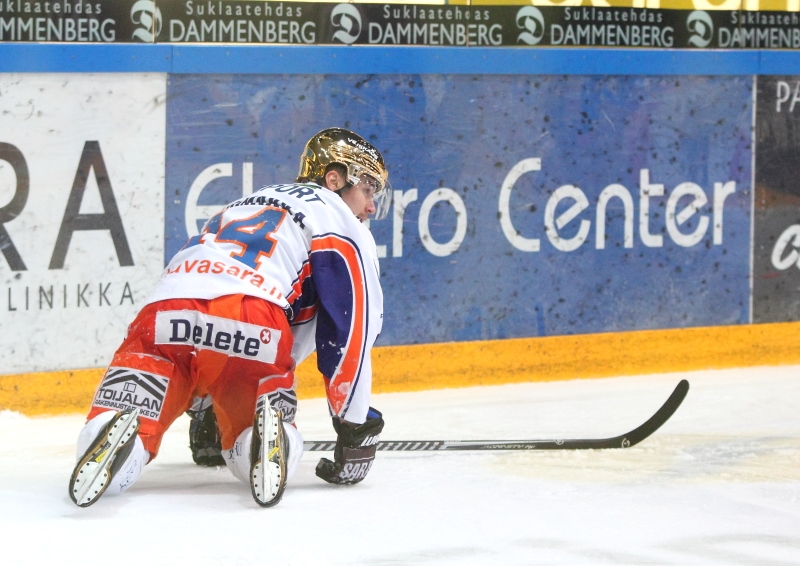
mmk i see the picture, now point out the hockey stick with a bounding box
[303,379,689,452]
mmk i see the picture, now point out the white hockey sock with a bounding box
[225,422,304,485]
[284,424,304,478]
[225,427,253,484]
[76,411,150,495]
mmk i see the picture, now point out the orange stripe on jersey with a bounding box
[311,234,367,415]
[293,304,318,325]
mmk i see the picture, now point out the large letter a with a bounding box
[49,141,134,269]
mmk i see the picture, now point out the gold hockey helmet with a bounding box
[297,127,392,220]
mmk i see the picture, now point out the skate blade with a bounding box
[250,407,286,508]
[69,409,140,507]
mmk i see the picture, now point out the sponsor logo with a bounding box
[360,433,380,447]
[160,256,288,305]
[481,444,537,450]
[154,310,281,363]
[116,458,143,492]
[4,282,134,312]
[551,8,672,47]
[267,388,298,423]
[776,81,800,113]
[771,225,800,271]
[93,367,169,420]
[331,3,361,44]
[516,7,545,46]
[348,137,381,161]
[339,459,373,481]
[721,11,800,48]
[131,0,162,42]
[686,10,713,47]
[0,0,116,41]
[367,5,500,45]
[167,2,316,44]
[500,163,737,253]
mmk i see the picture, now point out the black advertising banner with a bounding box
[150,3,800,48]
[1,0,800,48]
[0,0,148,42]
[754,76,800,323]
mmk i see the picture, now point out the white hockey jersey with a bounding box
[146,182,384,422]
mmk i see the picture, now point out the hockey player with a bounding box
[186,158,382,467]
[68,128,388,508]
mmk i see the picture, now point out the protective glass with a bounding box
[346,163,392,220]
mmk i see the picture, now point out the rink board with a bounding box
[2,321,799,416]
[1,46,800,414]
[165,73,752,345]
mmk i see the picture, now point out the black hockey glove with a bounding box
[315,407,384,485]
[187,400,226,467]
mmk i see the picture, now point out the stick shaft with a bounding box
[302,380,689,452]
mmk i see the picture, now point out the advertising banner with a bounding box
[1,1,798,49]
[0,73,166,374]
[0,0,150,42]
[165,73,752,346]
[754,75,800,323]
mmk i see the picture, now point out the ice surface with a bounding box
[1,366,799,565]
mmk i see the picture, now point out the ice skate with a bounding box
[69,408,141,507]
[250,404,288,507]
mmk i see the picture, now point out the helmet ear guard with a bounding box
[298,128,391,220]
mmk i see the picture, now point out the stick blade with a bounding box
[617,378,689,448]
